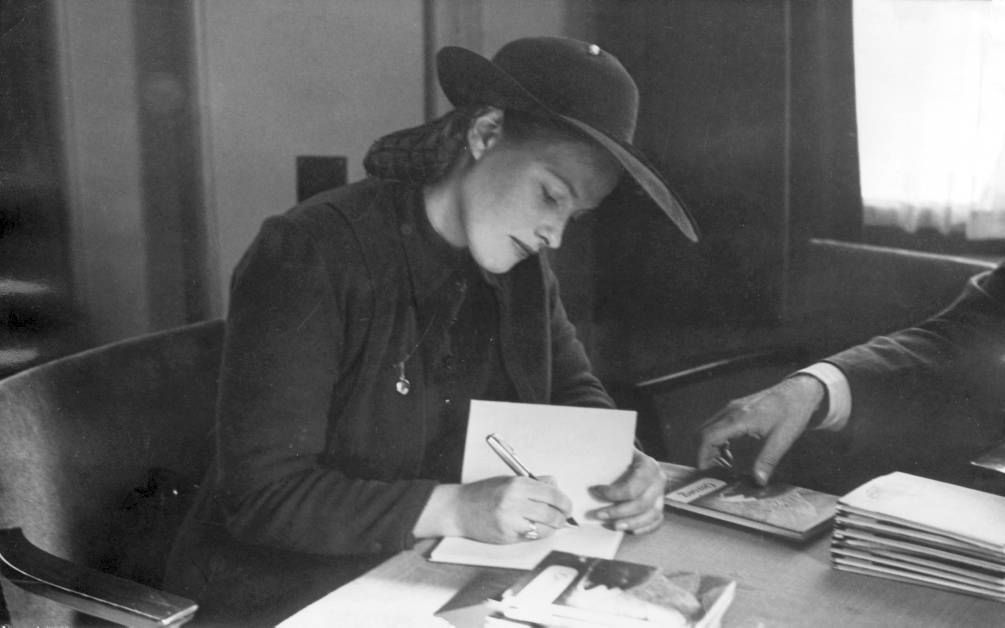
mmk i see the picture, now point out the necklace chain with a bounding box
[395,277,468,395]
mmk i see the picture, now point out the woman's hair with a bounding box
[363,107,473,184]
[363,106,597,185]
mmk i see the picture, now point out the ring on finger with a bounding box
[714,443,734,470]
[520,520,540,541]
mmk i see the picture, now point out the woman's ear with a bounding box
[467,107,504,161]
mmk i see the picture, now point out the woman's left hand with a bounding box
[587,449,666,534]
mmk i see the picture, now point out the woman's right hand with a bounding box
[414,476,573,544]
[456,475,573,543]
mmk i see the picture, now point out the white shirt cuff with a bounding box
[795,362,851,431]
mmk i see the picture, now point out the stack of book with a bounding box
[831,472,1005,601]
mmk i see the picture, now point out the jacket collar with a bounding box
[395,184,473,306]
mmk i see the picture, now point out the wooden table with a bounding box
[278,508,1003,627]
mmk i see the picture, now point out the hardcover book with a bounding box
[437,550,736,628]
[664,471,838,542]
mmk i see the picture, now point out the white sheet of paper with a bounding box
[428,523,624,570]
[462,400,637,520]
[428,400,637,569]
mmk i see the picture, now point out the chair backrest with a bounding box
[0,319,223,626]
[798,239,998,343]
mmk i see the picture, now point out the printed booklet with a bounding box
[436,550,736,628]
[831,472,1005,602]
[663,465,838,542]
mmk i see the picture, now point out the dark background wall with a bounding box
[1,1,77,376]
[0,0,207,376]
[554,0,864,386]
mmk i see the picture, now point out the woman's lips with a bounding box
[510,236,535,260]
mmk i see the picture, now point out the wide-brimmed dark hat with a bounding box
[437,36,699,242]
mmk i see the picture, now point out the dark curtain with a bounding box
[586,0,861,381]
[0,0,80,377]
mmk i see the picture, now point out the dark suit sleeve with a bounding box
[216,215,436,557]
[825,263,1005,418]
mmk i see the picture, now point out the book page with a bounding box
[839,472,1005,551]
[429,525,624,570]
[833,558,1005,602]
[833,527,1005,572]
[832,545,1005,586]
[462,400,637,522]
[429,400,636,569]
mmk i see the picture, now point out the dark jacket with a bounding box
[165,179,611,620]
[827,263,1005,406]
[821,263,1005,486]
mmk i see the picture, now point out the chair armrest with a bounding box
[625,348,819,460]
[0,528,197,627]
[633,348,816,396]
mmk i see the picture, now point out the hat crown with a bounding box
[434,37,699,242]
[490,37,639,143]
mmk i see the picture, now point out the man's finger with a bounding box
[751,422,803,485]
[697,414,750,469]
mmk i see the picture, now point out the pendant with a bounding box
[395,362,411,396]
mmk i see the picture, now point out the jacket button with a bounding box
[400,223,414,236]
[371,541,383,552]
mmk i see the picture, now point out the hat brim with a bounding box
[437,45,699,242]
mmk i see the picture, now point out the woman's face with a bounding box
[457,129,621,274]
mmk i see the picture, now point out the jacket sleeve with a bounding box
[825,263,1005,420]
[544,263,615,408]
[215,214,436,557]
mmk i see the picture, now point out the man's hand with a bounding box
[587,450,666,534]
[697,375,826,485]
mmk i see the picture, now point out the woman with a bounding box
[166,36,699,623]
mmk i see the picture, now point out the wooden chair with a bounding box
[0,320,223,626]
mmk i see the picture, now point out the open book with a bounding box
[436,550,736,628]
[428,400,636,570]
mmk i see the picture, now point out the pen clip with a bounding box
[486,433,535,478]
[486,433,579,527]
[487,433,514,457]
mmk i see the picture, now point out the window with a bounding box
[854,0,1005,254]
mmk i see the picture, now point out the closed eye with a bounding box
[541,186,559,207]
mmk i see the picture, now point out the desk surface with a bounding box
[279,509,1003,627]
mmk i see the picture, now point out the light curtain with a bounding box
[854,0,1005,240]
